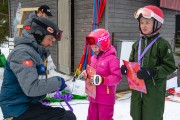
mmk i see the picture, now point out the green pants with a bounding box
[130,79,166,120]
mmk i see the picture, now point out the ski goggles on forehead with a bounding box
[86,37,96,45]
[55,30,63,41]
[134,8,164,24]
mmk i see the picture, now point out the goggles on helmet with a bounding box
[86,37,96,45]
[134,7,164,24]
[86,33,110,45]
[55,30,63,41]
[32,18,63,41]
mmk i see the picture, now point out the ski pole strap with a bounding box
[54,89,73,112]
[138,35,160,64]
[41,100,50,106]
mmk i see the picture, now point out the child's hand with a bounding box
[79,70,88,80]
[121,65,127,75]
[91,75,104,85]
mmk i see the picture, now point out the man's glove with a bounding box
[121,65,127,75]
[137,68,157,80]
[91,75,104,85]
[57,77,67,91]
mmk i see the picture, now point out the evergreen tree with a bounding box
[0,0,9,45]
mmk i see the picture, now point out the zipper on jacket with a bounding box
[140,38,148,98]
[147,38,156,86]
[106,86,110,94]
[96,53,110,94]
[141,38,147,67]
[152,77,156,86]
[142,38,156,86]
[151,41,157,86]
[146,69,156,86]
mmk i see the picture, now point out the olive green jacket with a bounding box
[129,33,176,80]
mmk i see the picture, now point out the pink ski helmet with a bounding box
[86,28,110,51]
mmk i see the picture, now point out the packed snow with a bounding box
[0,47,180,120]
[1,89,180,120]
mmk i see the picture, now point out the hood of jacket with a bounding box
[14,29,48,56]
[23,11,37,27]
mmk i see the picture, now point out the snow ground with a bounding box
[1,96,180,120]
[0,47,9,59]
[0,84,180,120]
[0,47,180,120]
[49,94,180,120]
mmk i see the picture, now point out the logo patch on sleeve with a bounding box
[22,60,33,67]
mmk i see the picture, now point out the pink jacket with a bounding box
[88,45,122,105]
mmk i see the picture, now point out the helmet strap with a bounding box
[153,20,162,33]
[32,33,45,44]
[139,19,162,37]
[31,18,49,44]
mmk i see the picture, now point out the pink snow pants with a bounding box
[87,102,114,120]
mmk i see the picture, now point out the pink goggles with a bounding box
[86,37,96,45]
[134,8,164,24]
[86,34,110,45]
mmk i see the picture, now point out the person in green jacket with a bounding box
[121,5,176,120]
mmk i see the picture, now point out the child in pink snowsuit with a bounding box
[83,28,122,120]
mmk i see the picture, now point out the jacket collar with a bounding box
[14,29,48,57]
[142,32,160,41]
